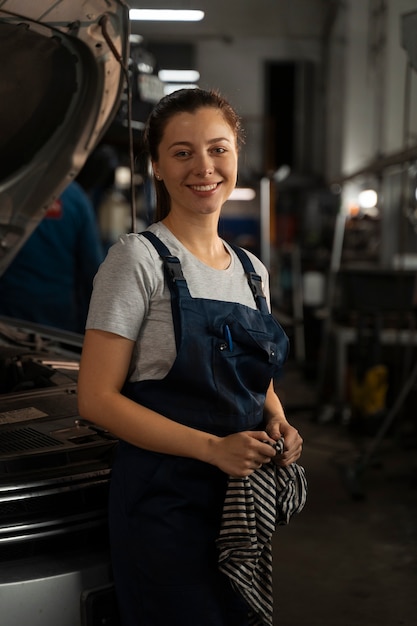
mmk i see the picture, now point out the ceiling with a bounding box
[128,0,335,45]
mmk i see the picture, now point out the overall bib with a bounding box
[109,232,289,626]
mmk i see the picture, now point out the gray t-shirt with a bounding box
[86,222,270,382]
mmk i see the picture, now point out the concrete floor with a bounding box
[272,364,417,626]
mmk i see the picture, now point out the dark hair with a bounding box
[143,88,244,221]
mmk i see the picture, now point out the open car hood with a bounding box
[0,0,130,276]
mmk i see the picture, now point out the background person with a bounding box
[0,180,104,333]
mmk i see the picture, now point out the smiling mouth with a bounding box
[189,183,219,192]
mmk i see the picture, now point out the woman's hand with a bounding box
[207,430,277,478]
[263,380,303,467]
[265,417,303,467]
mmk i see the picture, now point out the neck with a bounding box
[162,214,230,270]
[162,211,218,245]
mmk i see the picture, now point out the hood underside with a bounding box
[0,0,130,275]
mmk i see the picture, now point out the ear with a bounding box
[151,161,161,180]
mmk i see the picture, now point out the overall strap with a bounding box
[141,231,190,293]
[228,243,269,314]
[141,230,190,350]
[141,231,269,317]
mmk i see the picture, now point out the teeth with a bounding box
[190,183,218,191]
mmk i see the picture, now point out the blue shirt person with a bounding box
[0,181,104,333]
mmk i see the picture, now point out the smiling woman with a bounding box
[151,107,238,229]
[145,88,244,221]
[78,88,304,626]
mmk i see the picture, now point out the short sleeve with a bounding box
[85,233,159,340]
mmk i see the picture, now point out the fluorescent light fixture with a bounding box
[130,9,205,22]
[159,69,200,83]
[228,188,257,201]
[164,84,199,95]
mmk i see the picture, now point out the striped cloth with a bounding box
[217,439,307,626]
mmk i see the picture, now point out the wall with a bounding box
[333,0,417,181]
[197,37,322,177]
[331,0,417,263]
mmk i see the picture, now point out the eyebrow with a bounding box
[167,137,233,150]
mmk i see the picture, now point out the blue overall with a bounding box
[109,232,289,626]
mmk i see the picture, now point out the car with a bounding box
[0,2,129,624]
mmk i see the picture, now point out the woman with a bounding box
[78,88,303,626]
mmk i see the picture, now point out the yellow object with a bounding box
[350,364,389,416]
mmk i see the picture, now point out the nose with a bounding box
[194,154,214,177]
[198,167,213,177]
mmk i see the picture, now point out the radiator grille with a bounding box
[0,427,63,454]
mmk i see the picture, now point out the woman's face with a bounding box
[153,106,238,219]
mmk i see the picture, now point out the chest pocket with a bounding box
[211,306,289,418]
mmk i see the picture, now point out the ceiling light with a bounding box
[158,69,200,83]
[358,189,377,209]
[115,166,132,189]
[130,9,205,22]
